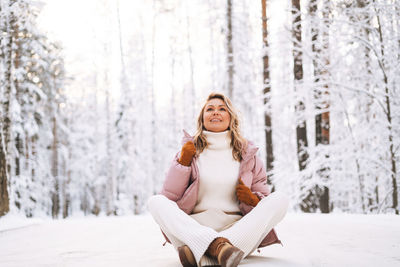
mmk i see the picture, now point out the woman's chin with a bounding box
[205,127,227,133]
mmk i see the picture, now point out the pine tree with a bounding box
[291,0,313,212]
[0,0,11,217]
[0,123,9,216]
[261,0,274,181]
[310,0,331,213]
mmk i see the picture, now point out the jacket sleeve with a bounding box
[160,152,192,202]
[239,155,271,213]
[251,155,271,199]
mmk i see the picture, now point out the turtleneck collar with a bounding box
[203,130,231,150]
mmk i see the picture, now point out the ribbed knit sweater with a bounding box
[192,130,240,213]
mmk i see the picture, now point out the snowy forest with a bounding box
[0,0,399,219]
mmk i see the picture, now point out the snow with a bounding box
[0,213,43,232]
[0,213,399,267]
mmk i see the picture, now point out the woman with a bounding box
[148,93,289,267]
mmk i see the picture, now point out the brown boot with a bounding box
[206,237,244,267]
[178,245,197,267]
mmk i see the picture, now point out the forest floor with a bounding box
[0,213,399,267]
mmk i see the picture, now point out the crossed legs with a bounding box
[147,192,289,266]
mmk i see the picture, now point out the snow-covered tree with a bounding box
[0,0,68,217]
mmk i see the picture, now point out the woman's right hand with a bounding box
[178,141,196,166]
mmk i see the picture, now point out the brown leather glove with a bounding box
[178,141,196,166]
[236,178,260,207]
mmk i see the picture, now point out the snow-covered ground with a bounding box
[0,213,399,267]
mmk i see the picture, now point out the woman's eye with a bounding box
[207,108,213,111]
[220,108,226,111]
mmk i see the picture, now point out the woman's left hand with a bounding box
[236,178,260,207]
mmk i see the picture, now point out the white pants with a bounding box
[147,192,289,266]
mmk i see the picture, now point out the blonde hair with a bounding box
[193,93,247,161]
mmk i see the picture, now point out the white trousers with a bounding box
[147,192,289,266]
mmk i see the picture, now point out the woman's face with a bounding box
[203,98,231,132]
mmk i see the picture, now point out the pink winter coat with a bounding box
[160,130,281,247]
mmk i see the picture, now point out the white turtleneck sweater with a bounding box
[192,130,241,214]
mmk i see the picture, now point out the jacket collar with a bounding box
[181,129,258,160]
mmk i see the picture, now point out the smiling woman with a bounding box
[203,98,231,133]
[147,92,289,267]
[194,93,246,162]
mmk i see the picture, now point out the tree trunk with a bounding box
[312,0,331,214]
[0,126,9,216]
[14,134,21,176]
[227,0,234,99]
[0,0,14,216]
[292,0,312,212]
[116,0,128,204]
[312,0,330,147]
[4,0,15,176]
[105,72,116,216]
[261,0,274,182]
[374,1,398,214]
[291,0,308,171]
[14,26,21,178]
[62,164,70,219]
[357,0,372,213]
[51,115,59,218]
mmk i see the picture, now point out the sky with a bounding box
[36,0,286,108]
[38,0,100,66]
[36,0,197,108]
[37,0,141,104]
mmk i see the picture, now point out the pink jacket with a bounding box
[160,130,281,247]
